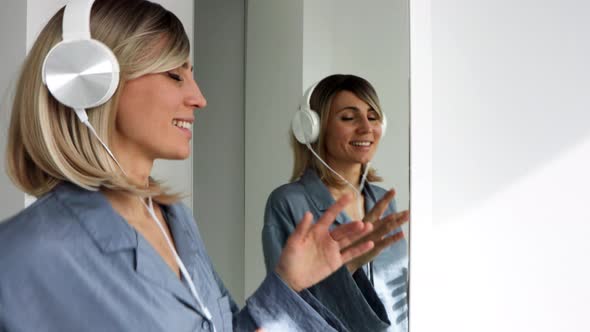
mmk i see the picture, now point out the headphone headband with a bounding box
[299,82,318,111]
[63,0,95,41]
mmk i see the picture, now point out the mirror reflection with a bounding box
[262,74,409,331]
[193,8,409,320]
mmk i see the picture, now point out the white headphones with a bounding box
[40,2,216,327]
[291,81,388,145]
[42,0,119,123]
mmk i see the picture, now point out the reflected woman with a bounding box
[0,2,392,331]
[262,74,409,332]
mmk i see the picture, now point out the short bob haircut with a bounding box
[6,0,190,203]
[290,74,385,186]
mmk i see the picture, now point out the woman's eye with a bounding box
[341,117,354,121]
[167,72,183,81]
[368,111,380,121]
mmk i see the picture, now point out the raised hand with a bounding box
[274,194,375,292]
[345,189,409,273]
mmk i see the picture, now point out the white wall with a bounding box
[245,0,411,297]
[410,0,590,330]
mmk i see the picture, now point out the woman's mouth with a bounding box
[172,119,193,138]
[350,140,372,147]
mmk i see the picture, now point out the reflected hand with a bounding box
[275,194,375,292]
[345,189,409,273]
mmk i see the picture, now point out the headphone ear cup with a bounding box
[292,107,320,144]
[43,39,119,110]
[381,112,388,138]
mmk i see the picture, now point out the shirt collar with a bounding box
[298,168,380,224]
[54,182,137,253]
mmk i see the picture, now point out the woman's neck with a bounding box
[325,158,363,188]
[101,144,154,220]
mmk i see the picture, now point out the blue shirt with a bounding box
[0,182,347,332]
[262,168,409,332]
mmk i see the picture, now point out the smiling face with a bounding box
[324,90,382,168]
[114,61,206,162]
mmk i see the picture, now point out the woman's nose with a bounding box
[357,116,373,133]
[186,79,207,109]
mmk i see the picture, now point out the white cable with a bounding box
[142,198,215,327]
[82,120,127,176]
[80,111,215,329]
[305,143,368,219]
[305,143,375,283]
[359,162,371,198]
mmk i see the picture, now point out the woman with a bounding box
[0,1,405,331]
[263,74,409,331]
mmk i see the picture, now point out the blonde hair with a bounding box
[5,0,190,203]
[291,74,384,186]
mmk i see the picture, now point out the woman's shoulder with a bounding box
[0,191,66,242]
[266,181,310,211]
[268,181,306,201]
[0,192,83,283]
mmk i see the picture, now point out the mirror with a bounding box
[193,0,409,329]
[0,0,409,329]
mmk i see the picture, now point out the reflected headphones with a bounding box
[291,81,388,145]
[42,0,119,123]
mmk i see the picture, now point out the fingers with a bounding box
[350,231,404,267]
[341,240,375,263]
[341,210,409,252]
[316,194,352,227]
[364,189,396,223]
[330,221,374,247]
[373,210,409,239]
[330,221,364,242]
[372,231,405,253]
[293,211,313,238]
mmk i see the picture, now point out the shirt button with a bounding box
[201,320,210,330]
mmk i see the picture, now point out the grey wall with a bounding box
[0,0,27,220]
[244,0,305,297]
[193,0,246,305]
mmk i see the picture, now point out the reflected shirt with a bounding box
[0,182,348,332]
[262,168,409,332]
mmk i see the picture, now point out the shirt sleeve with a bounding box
[184,203,348,332]
[261,193,295,272]
[208,241,349,332]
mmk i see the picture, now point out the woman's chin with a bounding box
[161,148,191,160]
[353,153,376,165]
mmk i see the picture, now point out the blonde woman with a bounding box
[0,1,404,331]
[263,74,409,331]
